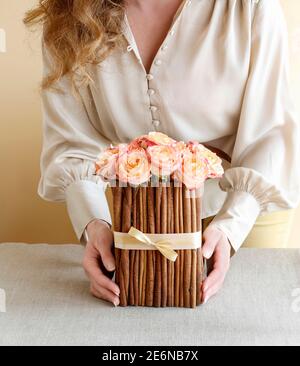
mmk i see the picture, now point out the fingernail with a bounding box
[203,251,212,259]
[114,290,120,296]
[107,263,115,272]
[113,299,119,307]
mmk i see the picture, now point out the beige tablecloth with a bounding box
[0,243,299,346]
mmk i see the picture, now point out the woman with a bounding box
[24,0,300,307]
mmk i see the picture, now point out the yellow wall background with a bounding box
[0,0,300,245]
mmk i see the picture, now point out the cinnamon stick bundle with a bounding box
[113,178,203,308]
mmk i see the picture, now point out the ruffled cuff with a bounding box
[65,180,112,244]
[208,190,261,252]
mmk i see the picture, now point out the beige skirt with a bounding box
[202,209,297,248]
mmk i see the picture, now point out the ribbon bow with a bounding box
[128,227,178,262]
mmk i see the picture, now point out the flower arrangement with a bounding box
[95,132,224,189]
[94,132,224,308]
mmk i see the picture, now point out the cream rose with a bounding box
[187,142,224,178]
[147,145,181,177]
[117,147,151,185]
[146,131,177,146]
[128,135,156,150]
[174,148,209,189]
[95,146,119,180]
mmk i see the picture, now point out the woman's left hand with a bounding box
[201,224,232,304]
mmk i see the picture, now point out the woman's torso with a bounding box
[79,0,258,217]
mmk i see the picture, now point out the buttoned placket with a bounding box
[123,0,192,132]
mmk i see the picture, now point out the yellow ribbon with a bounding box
[114,227,202,262]
[128,227,178,262]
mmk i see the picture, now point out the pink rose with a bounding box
[147,145,181,177]
[117,147,151,185]
[187,142,224,178]
[146,132,177,146]
[95,146,119,180]
[174,148,209,189]
[128,135,157,151]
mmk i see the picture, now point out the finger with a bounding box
[202,279,223,304]
[202,266,225,295]
[94,238,115,273]
[201,250,228,304]
[212,243,230,273]
[202,227,221,259]
[83,254,120,296]
[90,284,120,307]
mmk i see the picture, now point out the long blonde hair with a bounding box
[23,0,126,94]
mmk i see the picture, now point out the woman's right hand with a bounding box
[83,219,120,306]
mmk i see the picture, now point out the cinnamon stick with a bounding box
[129,250,135,305]
[132,187,138,228]
[112,185,123,232]
[167,180,174,307]
[161,184,168,307]
[183,185,191,308]
[138,187,144,306]
[173,184,180,307]
[134,187,139,306]
[155,186,162,234]
[139,250,145,305]
[196,192,203,306]
[134,245,139,306]
[121,185,132,306]
[190,249,197,308]
[179,182,184,233]
[146,186,155,306]
[179,185,184,307]
[154,186,162,307]
[142,186,148,306]
[191,189,197,233]
[195,188,202,233]
[173,182,181,307]
[189,189,197,307]
[169,180,175,306]
[174,185,180,234]
[119,265,127,306]
[112,186,122,289]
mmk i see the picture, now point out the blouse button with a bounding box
[155,60,162,66]
[161,45,168,51]
[186,0,192,6]
[152,120,160,127]
[170,30,175,36]
[127,45,133,52]
[150,105,158,112]
[148,89,155,96]
[146,74,154,81]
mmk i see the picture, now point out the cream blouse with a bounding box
[38,0,300,251]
